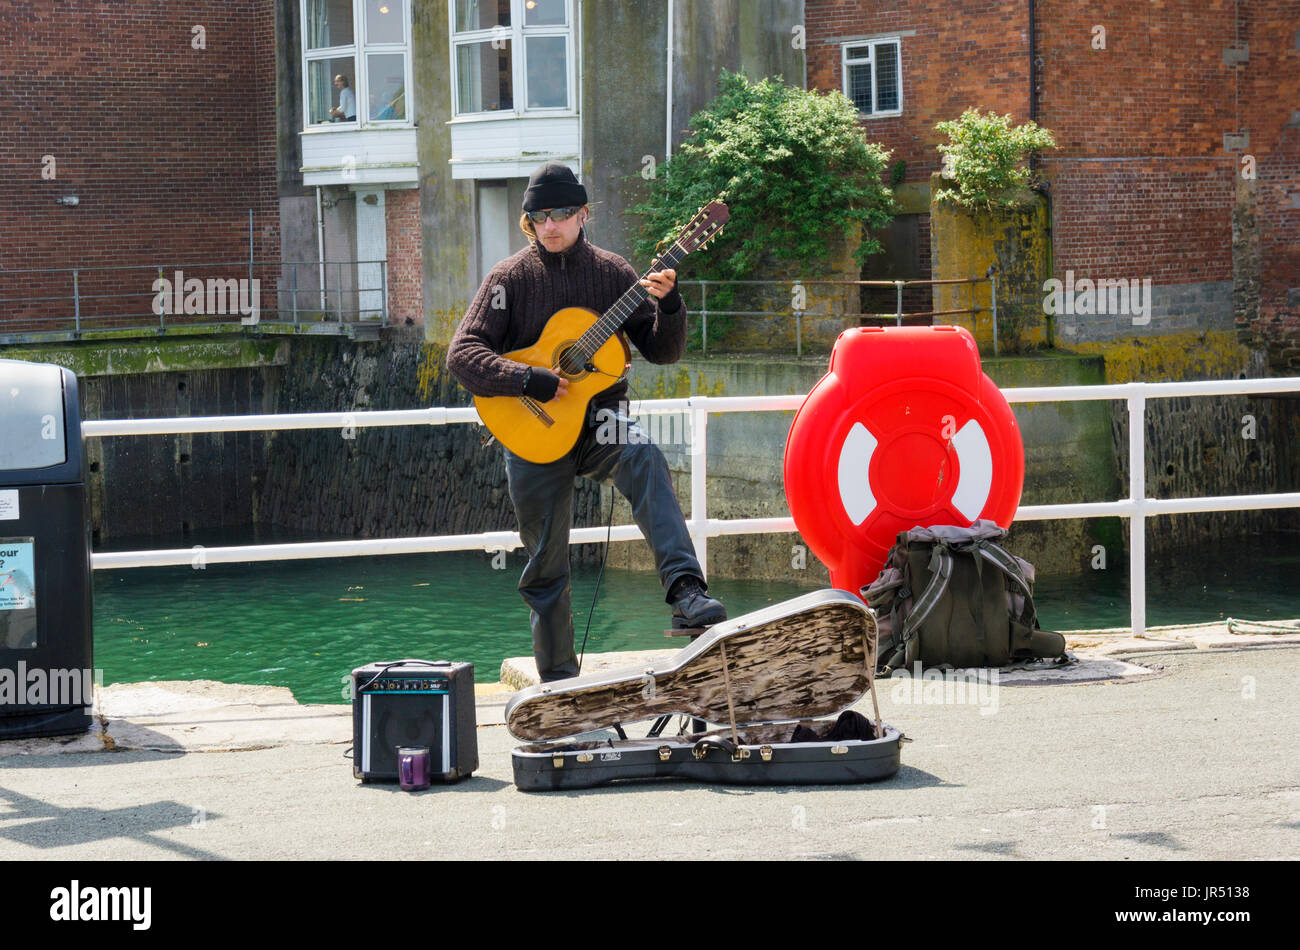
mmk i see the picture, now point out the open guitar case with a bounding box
[505,589,904,791]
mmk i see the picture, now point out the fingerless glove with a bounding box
[520,366,561,401]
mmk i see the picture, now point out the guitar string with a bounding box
[565,211,724,369]
[567,244,685,369]
[561,240,691,374]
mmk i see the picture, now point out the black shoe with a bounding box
[669,577,727,630]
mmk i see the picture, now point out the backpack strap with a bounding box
[977,541,1032,606]
[978,540,1067,658]
[900,542,955,646]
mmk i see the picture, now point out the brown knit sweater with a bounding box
[446,230,687,408]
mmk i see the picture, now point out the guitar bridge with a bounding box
[519,396,555,427]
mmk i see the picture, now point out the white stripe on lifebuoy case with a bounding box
[950,420,993,522]
[837,422,878,526]
[835,419,993,526]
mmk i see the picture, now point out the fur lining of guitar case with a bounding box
[505,589,904,791]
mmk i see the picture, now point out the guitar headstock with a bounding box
[675,198,730,254]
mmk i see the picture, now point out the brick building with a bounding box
[1,1,279,330]
[805,0,1298,364]
[5,1,1294,364]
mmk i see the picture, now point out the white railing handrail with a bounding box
[81,377,1300,638]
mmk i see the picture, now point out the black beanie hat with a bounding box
[522,162,588,212]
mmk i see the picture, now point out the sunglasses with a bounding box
[526,206,582,224]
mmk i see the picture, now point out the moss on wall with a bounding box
[929,174,1051,352]
[1070,330,1254,383]
[2,337,288,378]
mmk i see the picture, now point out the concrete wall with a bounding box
[582,0,805,262]
[0,337,288,543]
[413,0,478,344]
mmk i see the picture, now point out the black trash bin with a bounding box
[0,358,94,738]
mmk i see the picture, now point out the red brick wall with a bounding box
[1035,1,1239,157]
[1036,1,1238,304]
[807,0,1298,347]
[805,0,1031,184]
[1,0,278,328]
[1046,159,1234,283]
[385,188,423,325]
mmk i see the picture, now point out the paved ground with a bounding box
[1,641,1297,860]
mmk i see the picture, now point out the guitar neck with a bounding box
[572,241,689,363]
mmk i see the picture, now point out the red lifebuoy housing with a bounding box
[784,325,1024,596]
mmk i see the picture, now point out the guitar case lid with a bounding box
[504,588,876,741]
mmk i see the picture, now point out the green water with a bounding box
[92,531,1300,704]
[92,543,819,704]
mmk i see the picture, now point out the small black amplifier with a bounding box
[351,659,477,783]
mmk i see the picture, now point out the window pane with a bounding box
[308,57,358,124]
[524,0,566,26]
[368,53,406,119]
[455,0,509,32]
[875,43,899,111]
[848,62,872,113]
[456,41,513,113]
[845,45,870,60]
[307,0,354,49]
[366,0,404,44]
[525,36,567,108]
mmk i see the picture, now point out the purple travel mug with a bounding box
[398,747,432,791]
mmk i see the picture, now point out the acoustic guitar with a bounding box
[475,199,729,464]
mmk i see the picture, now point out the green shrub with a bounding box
[629,70,895,298]
[934,110,1056,211]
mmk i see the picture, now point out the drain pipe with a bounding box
[1028,0,1055,347]
[1028,0,1037,125]
[316,185,327,312]
[665,0,674,162]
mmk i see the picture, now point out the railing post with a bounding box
[1128,388,1147,639]
[290,263,299,325]
[72,269,81,334]
[336,261,344,323]
[895,280,904,326]
[156,267,164,331]
[382,260,389,325]
[690,400,708,580]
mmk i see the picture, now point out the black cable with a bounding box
[576,487,616,674]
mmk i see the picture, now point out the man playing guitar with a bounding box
[447,162,726,682]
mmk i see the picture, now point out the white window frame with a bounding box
[842,37,902,118]
[449,0,576,120]
[301,0,415,130]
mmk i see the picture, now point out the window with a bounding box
[843,38,901,117]
[302,0,412,127]
[451,0,573,116]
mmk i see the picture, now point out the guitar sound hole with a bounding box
[554,342,590,379]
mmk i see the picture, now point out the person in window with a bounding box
[373,86,403,121]
[330,74,356,121]
[447,162,726,682]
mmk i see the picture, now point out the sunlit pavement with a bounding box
[0,643,1296,860]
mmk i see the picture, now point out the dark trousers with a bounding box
[503,411,703,682]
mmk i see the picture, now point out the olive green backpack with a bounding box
[862,521,1067,673]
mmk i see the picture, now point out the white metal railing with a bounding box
[81,378,1300,638]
